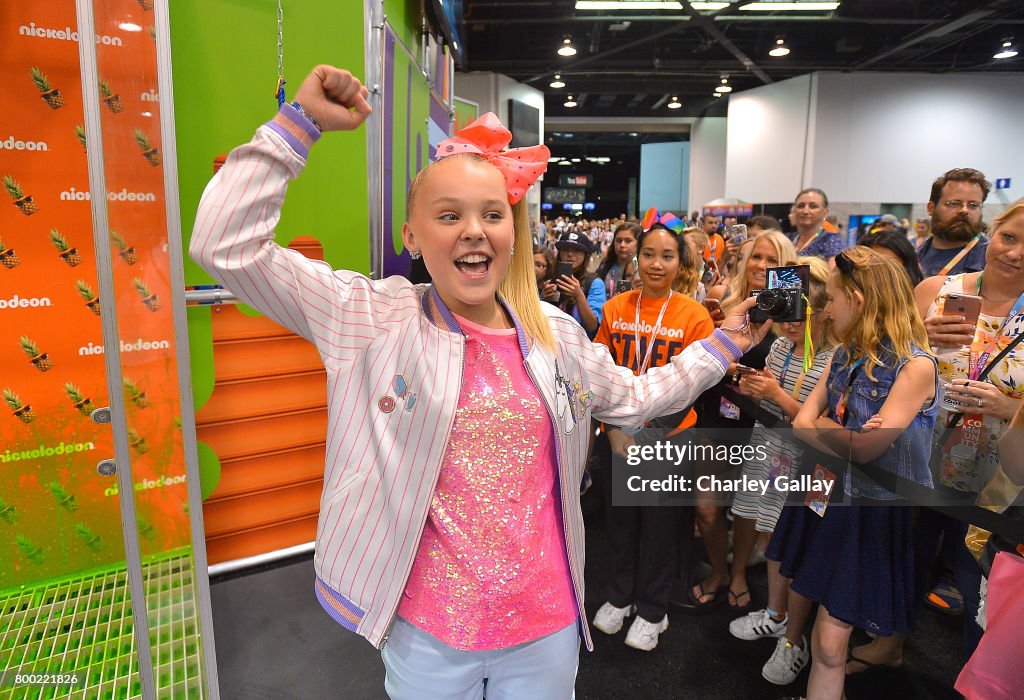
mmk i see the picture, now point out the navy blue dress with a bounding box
[766,343,938,636]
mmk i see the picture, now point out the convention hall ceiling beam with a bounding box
[854,8,994,69]
[679,0,772,84]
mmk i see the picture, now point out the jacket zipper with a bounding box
[524,359,590,648]
[376,335,466,650]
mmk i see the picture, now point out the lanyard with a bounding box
[834,357,865,426]
[778,346,809,402]
[795,228,823,253]
[634,290,674,375]
[968,274,1024,380]
[937,235,981,276]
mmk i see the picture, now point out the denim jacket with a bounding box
[826,343,938,500]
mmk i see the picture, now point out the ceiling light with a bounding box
[550,74,566,89]
[690,2,730,8]
[739,2,840,10]
[558,160,573,166]
[715,76,733,93]
[563,95,578,107]
[667,96,682,109]
[571,158,581,163]
[768,38,790,57]
[576,1,682,8]
[558,38,577,57]
[994,40,1018,60]
[629,132,639,136]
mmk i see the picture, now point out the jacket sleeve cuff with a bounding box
[266,103,322,160]
[698,330,743,370]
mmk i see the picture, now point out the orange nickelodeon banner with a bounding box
[0,0,190,589]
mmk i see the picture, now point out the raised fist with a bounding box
[293,65,372,132]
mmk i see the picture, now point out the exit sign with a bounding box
[559,174,591,187]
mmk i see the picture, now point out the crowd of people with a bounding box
[191,65,1022,700]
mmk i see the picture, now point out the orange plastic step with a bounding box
[196,369,326,424]
[198,408,327,463]
[212,444,326,499]
[205,515,319,565]
[203,479,324,536]
[211,335,323,382]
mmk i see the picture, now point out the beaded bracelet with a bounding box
[290,100,322,133]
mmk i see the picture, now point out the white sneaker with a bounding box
[729,608,788,641]
[592,602,635,635]
[624,614,669,651]
[762,636,810,685]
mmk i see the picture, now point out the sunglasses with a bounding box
[834,251,863,290]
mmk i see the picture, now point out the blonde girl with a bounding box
[730,256,837,685]
[190,65,770,699]
[773,246,938,700]
[689,231,797,610]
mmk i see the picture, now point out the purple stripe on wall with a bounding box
[382,30,399,279]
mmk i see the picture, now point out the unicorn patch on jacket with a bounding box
[554,360,578,434]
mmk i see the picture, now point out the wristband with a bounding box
[290,100,322,133]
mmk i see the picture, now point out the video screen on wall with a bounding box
[508,99,541,148]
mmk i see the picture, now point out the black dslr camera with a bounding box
[747,265,809,324]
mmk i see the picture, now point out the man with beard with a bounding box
[917,168,991,277]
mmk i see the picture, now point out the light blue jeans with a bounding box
[381,618,579,700]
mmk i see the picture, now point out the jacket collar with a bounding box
[421,286,531,360]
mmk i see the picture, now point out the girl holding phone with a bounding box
[555,231,605,337]
[595,221,641,298]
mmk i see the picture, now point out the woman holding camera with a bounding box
[689,232,797,610]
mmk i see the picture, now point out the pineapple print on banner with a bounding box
[1,0,112,587]
[90,0,193,560]
[0,0,187,588]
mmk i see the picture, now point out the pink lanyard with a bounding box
[634,290,673,375]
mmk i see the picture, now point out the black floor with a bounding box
[210,486,966,699]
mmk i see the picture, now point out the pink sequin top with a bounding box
[397,315,578,650]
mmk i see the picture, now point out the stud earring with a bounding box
[510,244,516,256]
[409,249,422,260]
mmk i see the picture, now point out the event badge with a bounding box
[768,451,792,482]
[804,463,836,517]
[719,396,741,420]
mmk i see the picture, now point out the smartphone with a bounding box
[614,279,633,296]
[729,224,748,245]
[942,293,983,327]
[735,364,758,376]
[556,261,575,281]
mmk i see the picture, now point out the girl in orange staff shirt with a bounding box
[591,220,715,651]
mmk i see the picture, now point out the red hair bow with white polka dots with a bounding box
[434,112,551,205]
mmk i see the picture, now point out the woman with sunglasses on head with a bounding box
[772,247,938,700]
[688,232,796,612]
[591,214,716,652]
[190,65,773,699]
[858,230,925,287]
